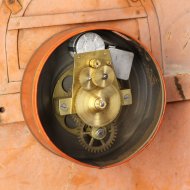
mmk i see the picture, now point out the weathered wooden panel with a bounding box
[6,30,24,82]
[140,0,163,68]
[164,13,190,74]
[1,101,190,189]
[8,7,146,30]
[137,18,151,50]
[23,0,130,16]
[0,3,9,87]
[0,94,23,124]
[165,73,190,102]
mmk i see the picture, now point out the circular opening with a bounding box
[62,76,73,92]
[35,29,165,167]
[65,115,78,129]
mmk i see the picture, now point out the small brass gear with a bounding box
[79,67,95,90]
[75,85,121,127]
[78,122,117,153]
[92,65,115,88]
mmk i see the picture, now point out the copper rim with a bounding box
[21,26,166,169]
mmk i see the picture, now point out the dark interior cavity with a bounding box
[37,30,164,167]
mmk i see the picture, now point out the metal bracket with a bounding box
[59,98,73,116]
[120,89,132,106]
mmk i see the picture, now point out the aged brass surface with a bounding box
[92,65,115,88]
[58,98,73,115]
[79,67,95,90]
[72,49,131,127]
[52,50,127,151]
[75,85,121,127]
[53,67,80,135]
[89,59,102,68]
[52,48,133,151]
[53,50,132,129]
[120,89,132,106]
[72,50,119,109]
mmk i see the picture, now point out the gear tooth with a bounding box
[86,147,90,151]
[91,149,95,153]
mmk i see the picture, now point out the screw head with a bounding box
[95,128,106,139]
[124,94,129,100]
[106,61,111,65]
[94,98,107,110]
[91,127,107,140]
[102,73,108,80]
[60,103,68,111]
[87,76,92,81]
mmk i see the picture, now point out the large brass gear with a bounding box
[78,121,117,153]
[75,85,121,127]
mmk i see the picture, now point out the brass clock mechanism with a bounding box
[53,35,133,153]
